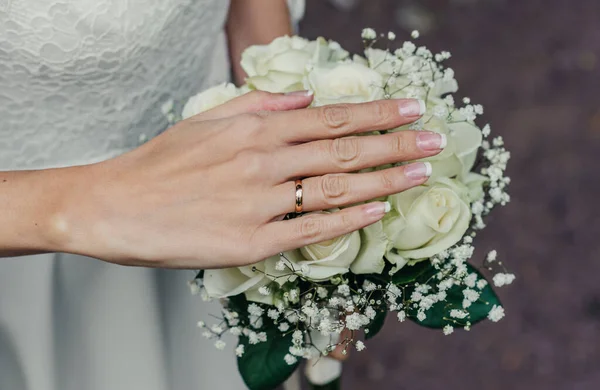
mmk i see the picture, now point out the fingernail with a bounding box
[404,162,433,180]
[285,90,314,97]
[364,201,391,217]
[398,99,426,117]
[416,132,447,151]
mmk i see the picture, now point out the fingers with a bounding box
[196,90,314,121]
[265,98,425,144]
[273,130,445,180]
[269,162,431,215]
[253,202,389,257]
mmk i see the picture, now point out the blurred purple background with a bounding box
[300,0,600,389]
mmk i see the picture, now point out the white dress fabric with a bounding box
[0,1,303,389]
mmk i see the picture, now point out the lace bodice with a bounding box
[0,0,232,170]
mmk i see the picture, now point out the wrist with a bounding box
[0,165,87,256]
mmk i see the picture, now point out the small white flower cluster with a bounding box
[186,29,513,363]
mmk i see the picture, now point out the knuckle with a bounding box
[236,150,266,178]
[248,90,272,103]
[240,112,266,132]
[321,174,349,202]
[370,101,394,125]
[320,104,353,132]
[298,215,325,240]
[379,169,396,190]
[391,133,410,155]
[330,137,361,167]
[338,212,354,232]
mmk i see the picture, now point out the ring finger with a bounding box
[270,162,432,215]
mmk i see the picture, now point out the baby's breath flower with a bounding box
[337,284,351,296]
[463,288,479,302]
[402,41,417,55]
[365,306,377,320]
[450,309,468,319]
[210,324,223,333]
[258,286,271,296]
[487,305,505,322]
[275,260,286,271]
[317,287,329,299]
[284,354,298,365]
[444,95,455,107]
[416,311,426,322]
[493,273,516,287]
[486,250,498,262]
[411,30,420,39]
[292,330,303,345]
[235,344,245,357]
[267,309,279,320]
[363,280,377,292]
[443,325,454,335]
[464,273,478,288]
[345,313,370,330]
[355,340,366,351]
[397,310,407,322]
[476,279,488,290]
[388,32,396,40]
[361,28,377,40]
[214,340,226,350]
[278,322,290,333]
[248,303,264,317]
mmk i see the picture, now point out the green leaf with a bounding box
[365,310,387,340]
[310,377,341,390]
[408,264,501,329]
[237,329,299,390]
[391,260,435,285]
[227,293,249,316]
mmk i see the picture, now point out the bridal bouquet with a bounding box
[182,29,512,390]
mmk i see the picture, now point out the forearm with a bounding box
[226,0,293,85]
[0,167,79,257]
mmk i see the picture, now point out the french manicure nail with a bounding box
[404,162,433,180]
[285,90,314,97]
[398,99,426,117]
[416,132,447,151]
[364,201,391,217]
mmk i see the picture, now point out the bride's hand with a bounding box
[61,91,445,268]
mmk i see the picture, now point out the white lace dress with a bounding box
[0,1,303,389]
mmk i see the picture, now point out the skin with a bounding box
[0,1,443,360]
[227,0,294,85]
[0,92,442,266]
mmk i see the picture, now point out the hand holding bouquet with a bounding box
[182,29,512,390]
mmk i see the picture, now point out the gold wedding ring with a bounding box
[294,179,303,213]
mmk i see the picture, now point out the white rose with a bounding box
[281,209,388,281]
[203,259,275,304]
[242,36,348,93]
[420,115,482,181]
[390,112,482,181]
[182,82,242,119]
[305,61,385,106]
[383,179,472,270]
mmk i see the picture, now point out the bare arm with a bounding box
[226,0,293,85]
[0,167,81,257]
